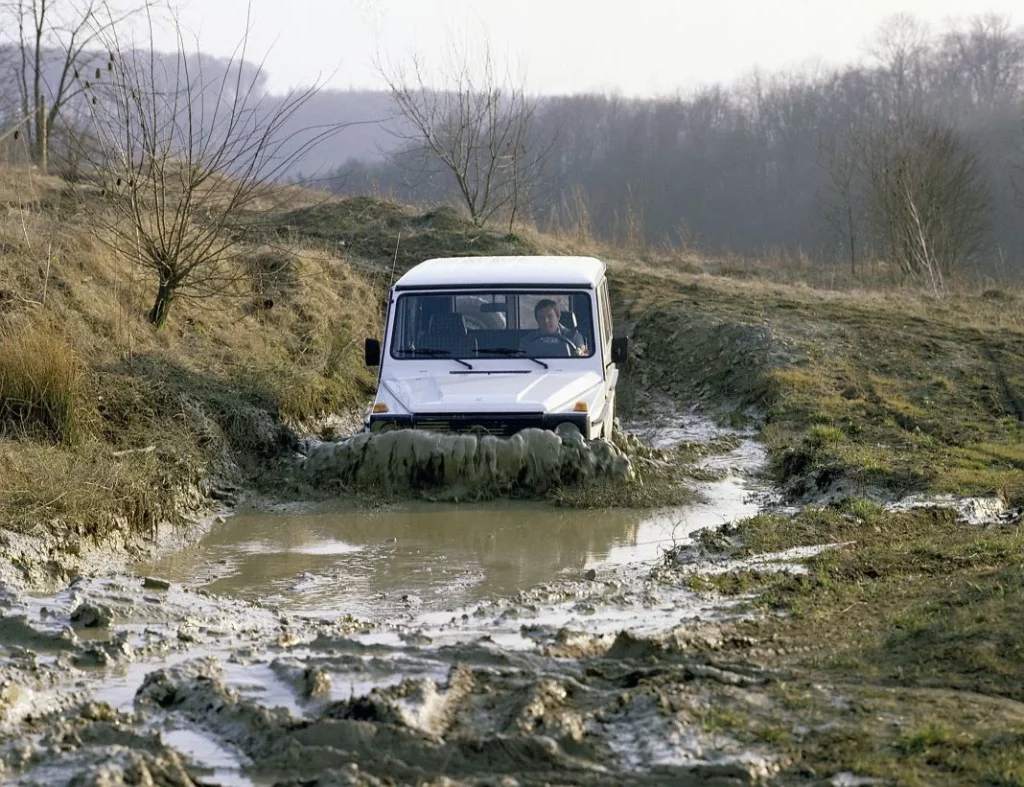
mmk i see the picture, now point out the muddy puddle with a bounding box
[136,459,762,620]
[2,421,802,786]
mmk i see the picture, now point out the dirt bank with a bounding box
[5,176,1024,783]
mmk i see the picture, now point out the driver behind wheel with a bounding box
[520,299,588,356]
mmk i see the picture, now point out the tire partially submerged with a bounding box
[303,426,633,500]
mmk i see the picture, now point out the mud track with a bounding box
[0,415,803,786]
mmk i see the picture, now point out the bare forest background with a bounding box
[2,11,1024,282]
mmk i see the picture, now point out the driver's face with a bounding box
[536,307,560,335]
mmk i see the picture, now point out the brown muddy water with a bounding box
[1,422,804,787]
[135,478,760,621]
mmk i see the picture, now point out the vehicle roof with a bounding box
[394,256,606,290]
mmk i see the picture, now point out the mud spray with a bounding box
[302,426,633,500]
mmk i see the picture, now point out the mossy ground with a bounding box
[608,262,1024,783]
[613,267,1024,504]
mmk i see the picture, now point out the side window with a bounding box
[598,281,613,353]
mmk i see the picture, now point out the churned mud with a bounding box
[9,413,989,786]
[0,415,815,786]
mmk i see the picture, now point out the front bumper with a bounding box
[367,412,592,438]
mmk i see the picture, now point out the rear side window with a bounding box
[598,280,613,353]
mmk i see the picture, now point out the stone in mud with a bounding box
[136,658,225,711]
[74,634,135,668]
[302,427,633,498]
[302,667,332,700]
[0,614,78,651]
[176,622,203,644]
[142,576,171,591]
[327,665,475,739]
[270,658,333,701]
[0,681,31,716]
[605,630,669,661]
[507,679,586,742]
[65,748,197,787]
[78,701,119,722]
[71,602,113,629]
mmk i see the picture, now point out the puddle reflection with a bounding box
[139,501,647,615]
[139,467,762,619]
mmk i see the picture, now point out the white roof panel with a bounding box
[394,256,606,290]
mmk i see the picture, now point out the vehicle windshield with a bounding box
[390,290,596,360]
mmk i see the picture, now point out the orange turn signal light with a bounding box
[372,402,389,413]
[573,401,589,413]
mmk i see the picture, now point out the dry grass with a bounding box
[0,435,196,535]
[0,318,86,443]
[0,164,383,537]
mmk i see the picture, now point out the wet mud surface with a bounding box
[0,420,807,786]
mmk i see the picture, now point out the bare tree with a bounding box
[867,13,932,118]
[817,125,867,274]
[865,115,991,289]
[0,0,142,171]
[939,15,1024,113]
[75,7,344,328]
[377,36,553,230]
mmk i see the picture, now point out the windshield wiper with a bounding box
[477,348,548,369]
[398,347,473,369]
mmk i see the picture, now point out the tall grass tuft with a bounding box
[0,320,86,444]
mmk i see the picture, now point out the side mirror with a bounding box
[364,338,381,367]
[611,336,629,364]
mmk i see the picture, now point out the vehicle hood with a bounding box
[382,370,604,414]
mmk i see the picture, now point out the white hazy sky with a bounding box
[155,0,1022,95]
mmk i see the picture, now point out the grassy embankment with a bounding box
[0,175,706,562]
[4,162,1024,778]
[0,174,462,557]
[608,262,1024,784]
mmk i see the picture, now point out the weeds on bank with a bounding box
[615,259,1024,505]
[0,436,196,535]
[0,319,85,444]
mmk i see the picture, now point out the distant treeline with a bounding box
[325,14,1024,276]
[1,14,1021,276]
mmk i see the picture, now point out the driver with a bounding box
[520,299,588,356]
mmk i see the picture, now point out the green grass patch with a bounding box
[615,266,1024,503]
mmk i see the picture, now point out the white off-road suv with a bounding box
[363,255,628,440]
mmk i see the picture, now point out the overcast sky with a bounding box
[155,0,1022,95]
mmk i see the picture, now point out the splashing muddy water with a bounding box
[2,420,794,786]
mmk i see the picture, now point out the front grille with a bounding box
[415,419,452,434]
[412,413,546,437]
[369,412,589,438]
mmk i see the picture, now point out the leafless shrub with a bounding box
[245,250,299,297]
[73,6,345,328]
[377,33,554,231]
[864,115,991,292]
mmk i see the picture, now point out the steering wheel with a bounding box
[522,334,577,357]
